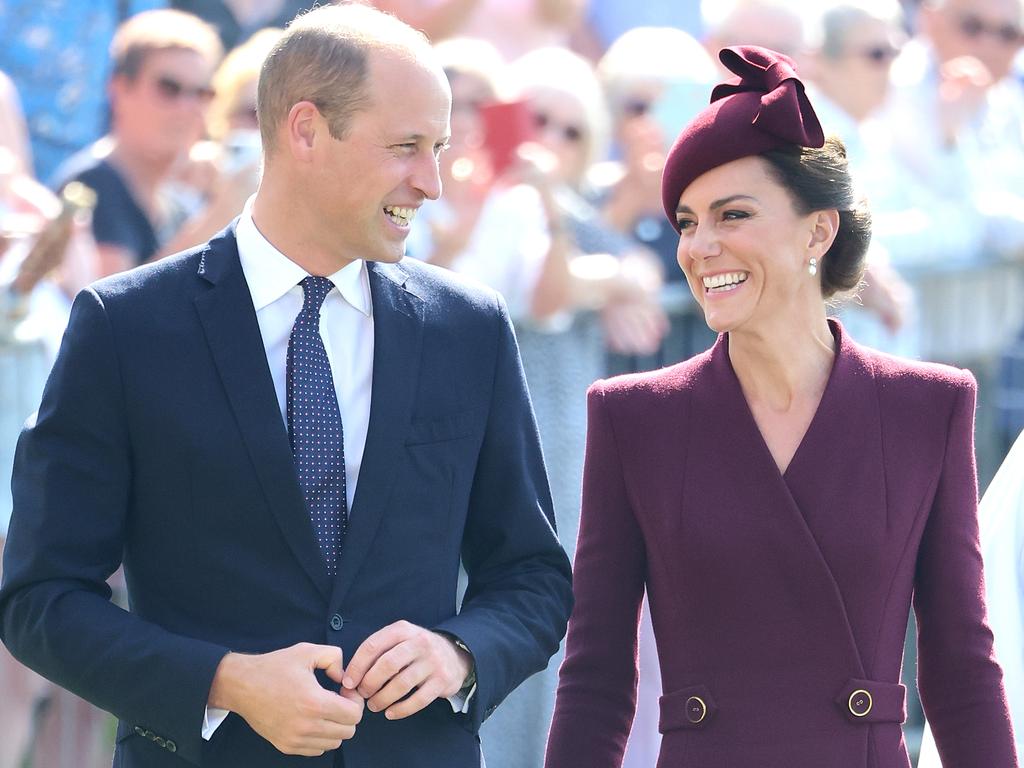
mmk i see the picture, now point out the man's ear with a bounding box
[285,101,321,162]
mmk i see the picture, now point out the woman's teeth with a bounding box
[703,272,748,292]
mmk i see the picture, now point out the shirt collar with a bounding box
[236,199,372,317]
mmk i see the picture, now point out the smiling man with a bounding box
[0,5,573,767]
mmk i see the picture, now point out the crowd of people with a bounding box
[1,0,1023,766]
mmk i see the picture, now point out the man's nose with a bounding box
[413,152,443,201]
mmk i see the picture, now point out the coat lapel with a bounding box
[780,322,890,667]
[193,228,332,599]
[683,325,867,675]
[331,261,424,608]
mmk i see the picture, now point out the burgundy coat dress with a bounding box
[545,321,1017,768]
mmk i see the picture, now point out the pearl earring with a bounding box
[808,257,818,277]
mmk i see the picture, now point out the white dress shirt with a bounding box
[204,206,471,739]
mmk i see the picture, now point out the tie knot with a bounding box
[300,276,334,313]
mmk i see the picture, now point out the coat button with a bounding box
[848,689,873,717]
[166,740,177,753]
[134,726,146,737]
[686,696,707,724]
[330,614,344,631]
[155,737,166,748]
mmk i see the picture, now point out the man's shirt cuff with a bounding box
[448,682,477,713]
[203,707,229,740]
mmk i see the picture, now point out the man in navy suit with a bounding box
[0,5,573,767]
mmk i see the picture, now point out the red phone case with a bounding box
[478,99,534,177]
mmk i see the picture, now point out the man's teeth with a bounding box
[384,205,416,225]
[703,272,748,291]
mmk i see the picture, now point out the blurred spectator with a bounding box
[170,0,311,51]
[881,0,1024,263]
[51,9,224,276]
[206,28,283,142]
[592,27,719,371]
[169,27,286,243]
[595,27,716,281]
[0,0,166,183]
[880,0,1024,487]
[806,0,917,355]
[701,0,812,64]
[372,0,587,60]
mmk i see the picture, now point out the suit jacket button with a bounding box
[330,614,344,631]
[686,696,707,724]
[134,726,146,737]
[166,740,177,753]
[144,729,156,740]
[155,737,166,748]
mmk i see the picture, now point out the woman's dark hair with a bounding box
[761,136,871,298]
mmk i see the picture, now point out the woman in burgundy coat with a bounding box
[544,46,1018,768]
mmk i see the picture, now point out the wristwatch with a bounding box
[451,637,477,692]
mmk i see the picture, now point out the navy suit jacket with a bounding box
[0,225,573,767]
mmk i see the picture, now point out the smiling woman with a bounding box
[545,44,1020,768]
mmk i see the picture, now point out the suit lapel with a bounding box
[331,261,424,608]
[193,228,331,599]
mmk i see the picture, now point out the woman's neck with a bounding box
[727,312,836,413]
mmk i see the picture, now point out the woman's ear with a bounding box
[808,208,840,257]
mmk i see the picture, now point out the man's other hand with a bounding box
[208,642,364,756]
[342,621,473,720]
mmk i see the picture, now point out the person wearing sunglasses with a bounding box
[801,1,917,360]
[50,9,223,277]
[878,0,1024,486]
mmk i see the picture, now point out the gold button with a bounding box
[686,695,707,724]
[848,689,873,717]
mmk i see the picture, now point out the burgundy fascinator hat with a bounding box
[661,45,825,231]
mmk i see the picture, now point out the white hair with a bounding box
[597,26,717,108]
[503,46,611,176]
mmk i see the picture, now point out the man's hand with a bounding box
[208,643,364,756]
[342,621,473,720]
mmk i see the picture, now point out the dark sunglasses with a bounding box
[622,98,652,118]
[153,75,215,103]
[854,44,901,63]
[533,112,584,143]
[957,13,1023,45]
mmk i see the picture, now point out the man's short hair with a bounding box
[257,4,432,155]
[110,9,223,80]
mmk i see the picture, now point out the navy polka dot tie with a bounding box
[287,276,347,576]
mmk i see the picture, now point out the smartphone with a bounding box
[478,99,535,178]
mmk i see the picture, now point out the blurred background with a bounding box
[1,0,1023,765]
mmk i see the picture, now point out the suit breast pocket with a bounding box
[404,408,482,446]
